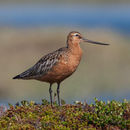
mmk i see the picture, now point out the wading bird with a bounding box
[13,31,109,106]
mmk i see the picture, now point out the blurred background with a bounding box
[0,0,130,105]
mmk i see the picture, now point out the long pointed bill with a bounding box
[82,38,109,45]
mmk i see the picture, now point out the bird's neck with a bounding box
[67,40,82,55]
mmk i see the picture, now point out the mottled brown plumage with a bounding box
[13,31,109,106]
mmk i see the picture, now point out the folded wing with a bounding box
[13,48,65,79]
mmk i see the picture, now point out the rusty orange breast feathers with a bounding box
[40,47,83,83]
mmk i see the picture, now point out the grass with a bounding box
[0,28,130,129]
[0,98,129,129]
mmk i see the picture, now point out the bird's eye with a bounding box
[75,34,79,37]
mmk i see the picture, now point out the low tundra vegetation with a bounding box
[0,98,129,129]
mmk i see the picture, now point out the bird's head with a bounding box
[67,31,82,44]
[67,31,109,46]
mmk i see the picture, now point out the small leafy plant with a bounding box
[0,98,129,129]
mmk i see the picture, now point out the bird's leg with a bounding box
[57,83,61,106]
[49,84,53,106]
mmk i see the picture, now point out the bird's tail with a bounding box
[13,75,21,79]
[13,67,34,80]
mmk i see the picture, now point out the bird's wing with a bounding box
[14,48,65,79]
[32,50,61,77]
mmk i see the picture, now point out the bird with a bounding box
[13,31,109,106]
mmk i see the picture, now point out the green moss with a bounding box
[0,98,129,129]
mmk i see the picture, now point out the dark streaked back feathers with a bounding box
[13,47,67,79]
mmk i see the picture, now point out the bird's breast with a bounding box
[51,47,83,79]
[39,47,82,83]
[66,49,82,72]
